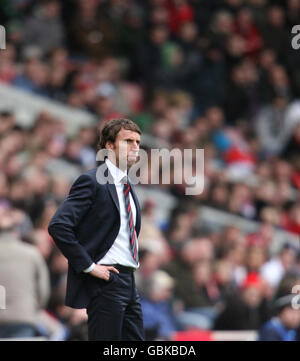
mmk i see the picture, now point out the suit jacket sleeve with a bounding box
[48,173,96,274]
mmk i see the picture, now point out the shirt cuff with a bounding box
[83,263,96,273]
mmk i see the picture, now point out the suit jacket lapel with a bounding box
[97,160,120,213]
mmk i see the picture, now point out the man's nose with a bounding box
[132,142,139,150]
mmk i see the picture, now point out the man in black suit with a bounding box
[48,118,145,341]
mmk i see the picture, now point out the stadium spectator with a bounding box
[260,243,297,289]
[0,207,50,338]
[214,272,270,330]
[258,294,300,341]
[21,0,65,55]
[140,270,178,340]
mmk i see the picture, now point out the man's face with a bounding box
[280,307,300,329]
[107,128,140,169]
[0,211,15,233]
[242,286,263,308]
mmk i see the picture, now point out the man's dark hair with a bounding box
[97,118,141,151]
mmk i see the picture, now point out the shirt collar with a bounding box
[105,158,127,184]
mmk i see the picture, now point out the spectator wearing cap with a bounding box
[258,294,300,341]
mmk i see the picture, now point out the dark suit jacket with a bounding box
[48,161,141,309]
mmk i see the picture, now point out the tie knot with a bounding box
[121,176,128,185]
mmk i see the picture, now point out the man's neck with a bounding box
[107,156,128,173]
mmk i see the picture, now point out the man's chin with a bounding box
[127,157,137,166]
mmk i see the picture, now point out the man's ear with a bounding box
[105,141,114,150]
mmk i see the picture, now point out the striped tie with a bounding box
[122,177,139,264]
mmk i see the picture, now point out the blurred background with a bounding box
[0,0,300,341]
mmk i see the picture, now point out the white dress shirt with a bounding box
[83,158,139,272]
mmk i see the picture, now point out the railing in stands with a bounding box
[0,83,97,136]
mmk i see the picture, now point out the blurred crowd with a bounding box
[0,0,300,340]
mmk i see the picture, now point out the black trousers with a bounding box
[86,268,145,341]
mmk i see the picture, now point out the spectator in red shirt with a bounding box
[234,7,263,60]
[165,0,194,35]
